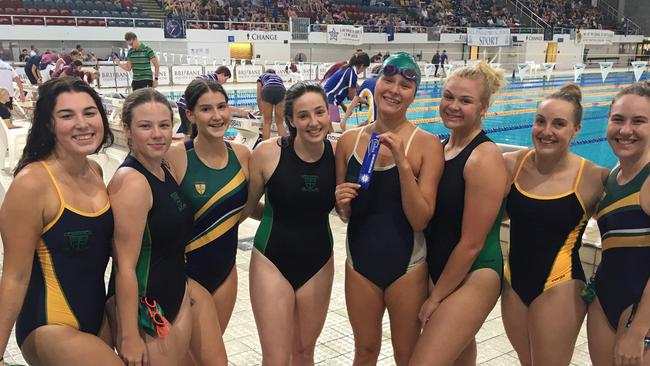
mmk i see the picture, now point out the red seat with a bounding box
[64,18,74,25]
[27,7,38,14]
[37,8,47,14]
[48,8,57,15]
[0,16,10,24]
[12,15,21,23]
[77,18,87,25]
[19,16,32,23]
[4,6,15,13]
[16,7,26,13]
[87,19,97,25]
[59,8,68,15]
[32,16,43,24]
[96,19,105,26]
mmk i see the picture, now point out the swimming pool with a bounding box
[164,72,648,169]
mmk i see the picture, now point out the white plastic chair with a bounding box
[0,119,29,170]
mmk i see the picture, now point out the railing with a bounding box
[0,13,162,28]
[184,19,289,31]
[504,0,550,30]
[595,0,641,35]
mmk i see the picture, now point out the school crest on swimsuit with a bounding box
[194,182,207,195]
[301,174,320,193]
[64,230,92,253]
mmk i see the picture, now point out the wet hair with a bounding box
[14,77,113,176]
[215,65,232,78]
[544,83,583,126]
[265,69,276,74]
[609,81,650,115]
[281,81,328,147]
[445,61,506,104]
[183,79,229,138]
[344,52,370,70]
[124,32,137,41]
[122,88,172,129]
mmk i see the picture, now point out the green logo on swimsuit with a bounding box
[64,230,92,252]
[301,174,320,192]
[170,192,188,212]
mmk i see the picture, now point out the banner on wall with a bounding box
[599,62,614,82]
[317,63,332,80]
[326,24,364,45]
[171,65,204,85]
[297,63,318,80]
[578,29,614,45]
[517,63,528,81]
[155,66,170,86]
[543,62,555,81]
[573,63,586,82]
[632,61,647,82]
[272,62,292,81]
[235,64,264,83]
[98,65,130,88]
[466,28,511,47]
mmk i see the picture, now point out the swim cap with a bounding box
[380,52,421,87]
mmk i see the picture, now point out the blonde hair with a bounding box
[445,62,506,104]
[0,87,9,98]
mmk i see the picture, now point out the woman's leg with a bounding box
[187,279,227,366]
[345,263,386,366]
[409,269,501,366]
[273,101,287,137]
[528,280,586,366]
[21,325,124,366]
[292,257,335,365]
[587,297,617,366]
[384,263,428,366]
[501,282,532,365]
[211,266,237,333]
[250,249,296,366]
[260,99,274,141]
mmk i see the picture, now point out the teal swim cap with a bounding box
[380,52,421,87]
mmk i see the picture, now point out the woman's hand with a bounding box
[119,334,149,366]
[335,182,360,221]
[614,330,646,366]
[378,132,407,167]
[418,296,441,328]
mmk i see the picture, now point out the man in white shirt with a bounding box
[0,59,26,111]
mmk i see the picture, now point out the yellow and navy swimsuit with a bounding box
[595,163,650,330]
[505,150,588,305]
[16,162,112,346]
[180,140,248,293]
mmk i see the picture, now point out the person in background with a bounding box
[256,69,287,140]
[323,52,370,124]
[339,64,381,131]
[0,58,26,111]
[114,32,160,91]
[24,52,42,86]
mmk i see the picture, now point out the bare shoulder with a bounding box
[502,149,529,176]
[466,141,505,176]
[7,162,51,200]
[582,159,609,186]
[229,141,252,161]
[88,158,104,178]
[107,166,149,196]
[251,137,281,161]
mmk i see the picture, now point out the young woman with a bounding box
[0,77,122,365]
[108,88,226,366]
[410,62,507,365]
[502,84,608,365]
[243,81,336,365]
[335,52,444,365]
[323,52,370,124]
[588,82,650,366]
[166,79,250,332]
[256,69,287,140]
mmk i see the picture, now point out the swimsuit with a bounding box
[180,141,248,293]
[426,131,504,283]
[505,150,587,305]
[16,162,112,346]
[121,156,193,324]
[254,139,336,289]
[595,164,650,330]
[346,126,426,289]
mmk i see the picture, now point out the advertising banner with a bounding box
[467,28,511,47]
[326,24,364,45]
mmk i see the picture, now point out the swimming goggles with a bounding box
[382,64,419,82]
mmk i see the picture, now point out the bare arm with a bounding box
[13,75,25,102]
[340,95,361,130]
[256,82,263,112]
[427,143,506,304]
[334,130,360,222]
[151,57,159,87]
[115,58,132,72]
[108,168,151,365]
[239,139,279,222]
[0,169,45,357]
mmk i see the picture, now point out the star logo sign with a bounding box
[329,28,339,41]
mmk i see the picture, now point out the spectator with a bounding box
[18,49,29,62]
[114,32,160,90]
[431,51,440,77]
[0,58,26,111]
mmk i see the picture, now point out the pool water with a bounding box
[164,72,648,169]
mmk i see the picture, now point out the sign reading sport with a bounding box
[466,28,511,47]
